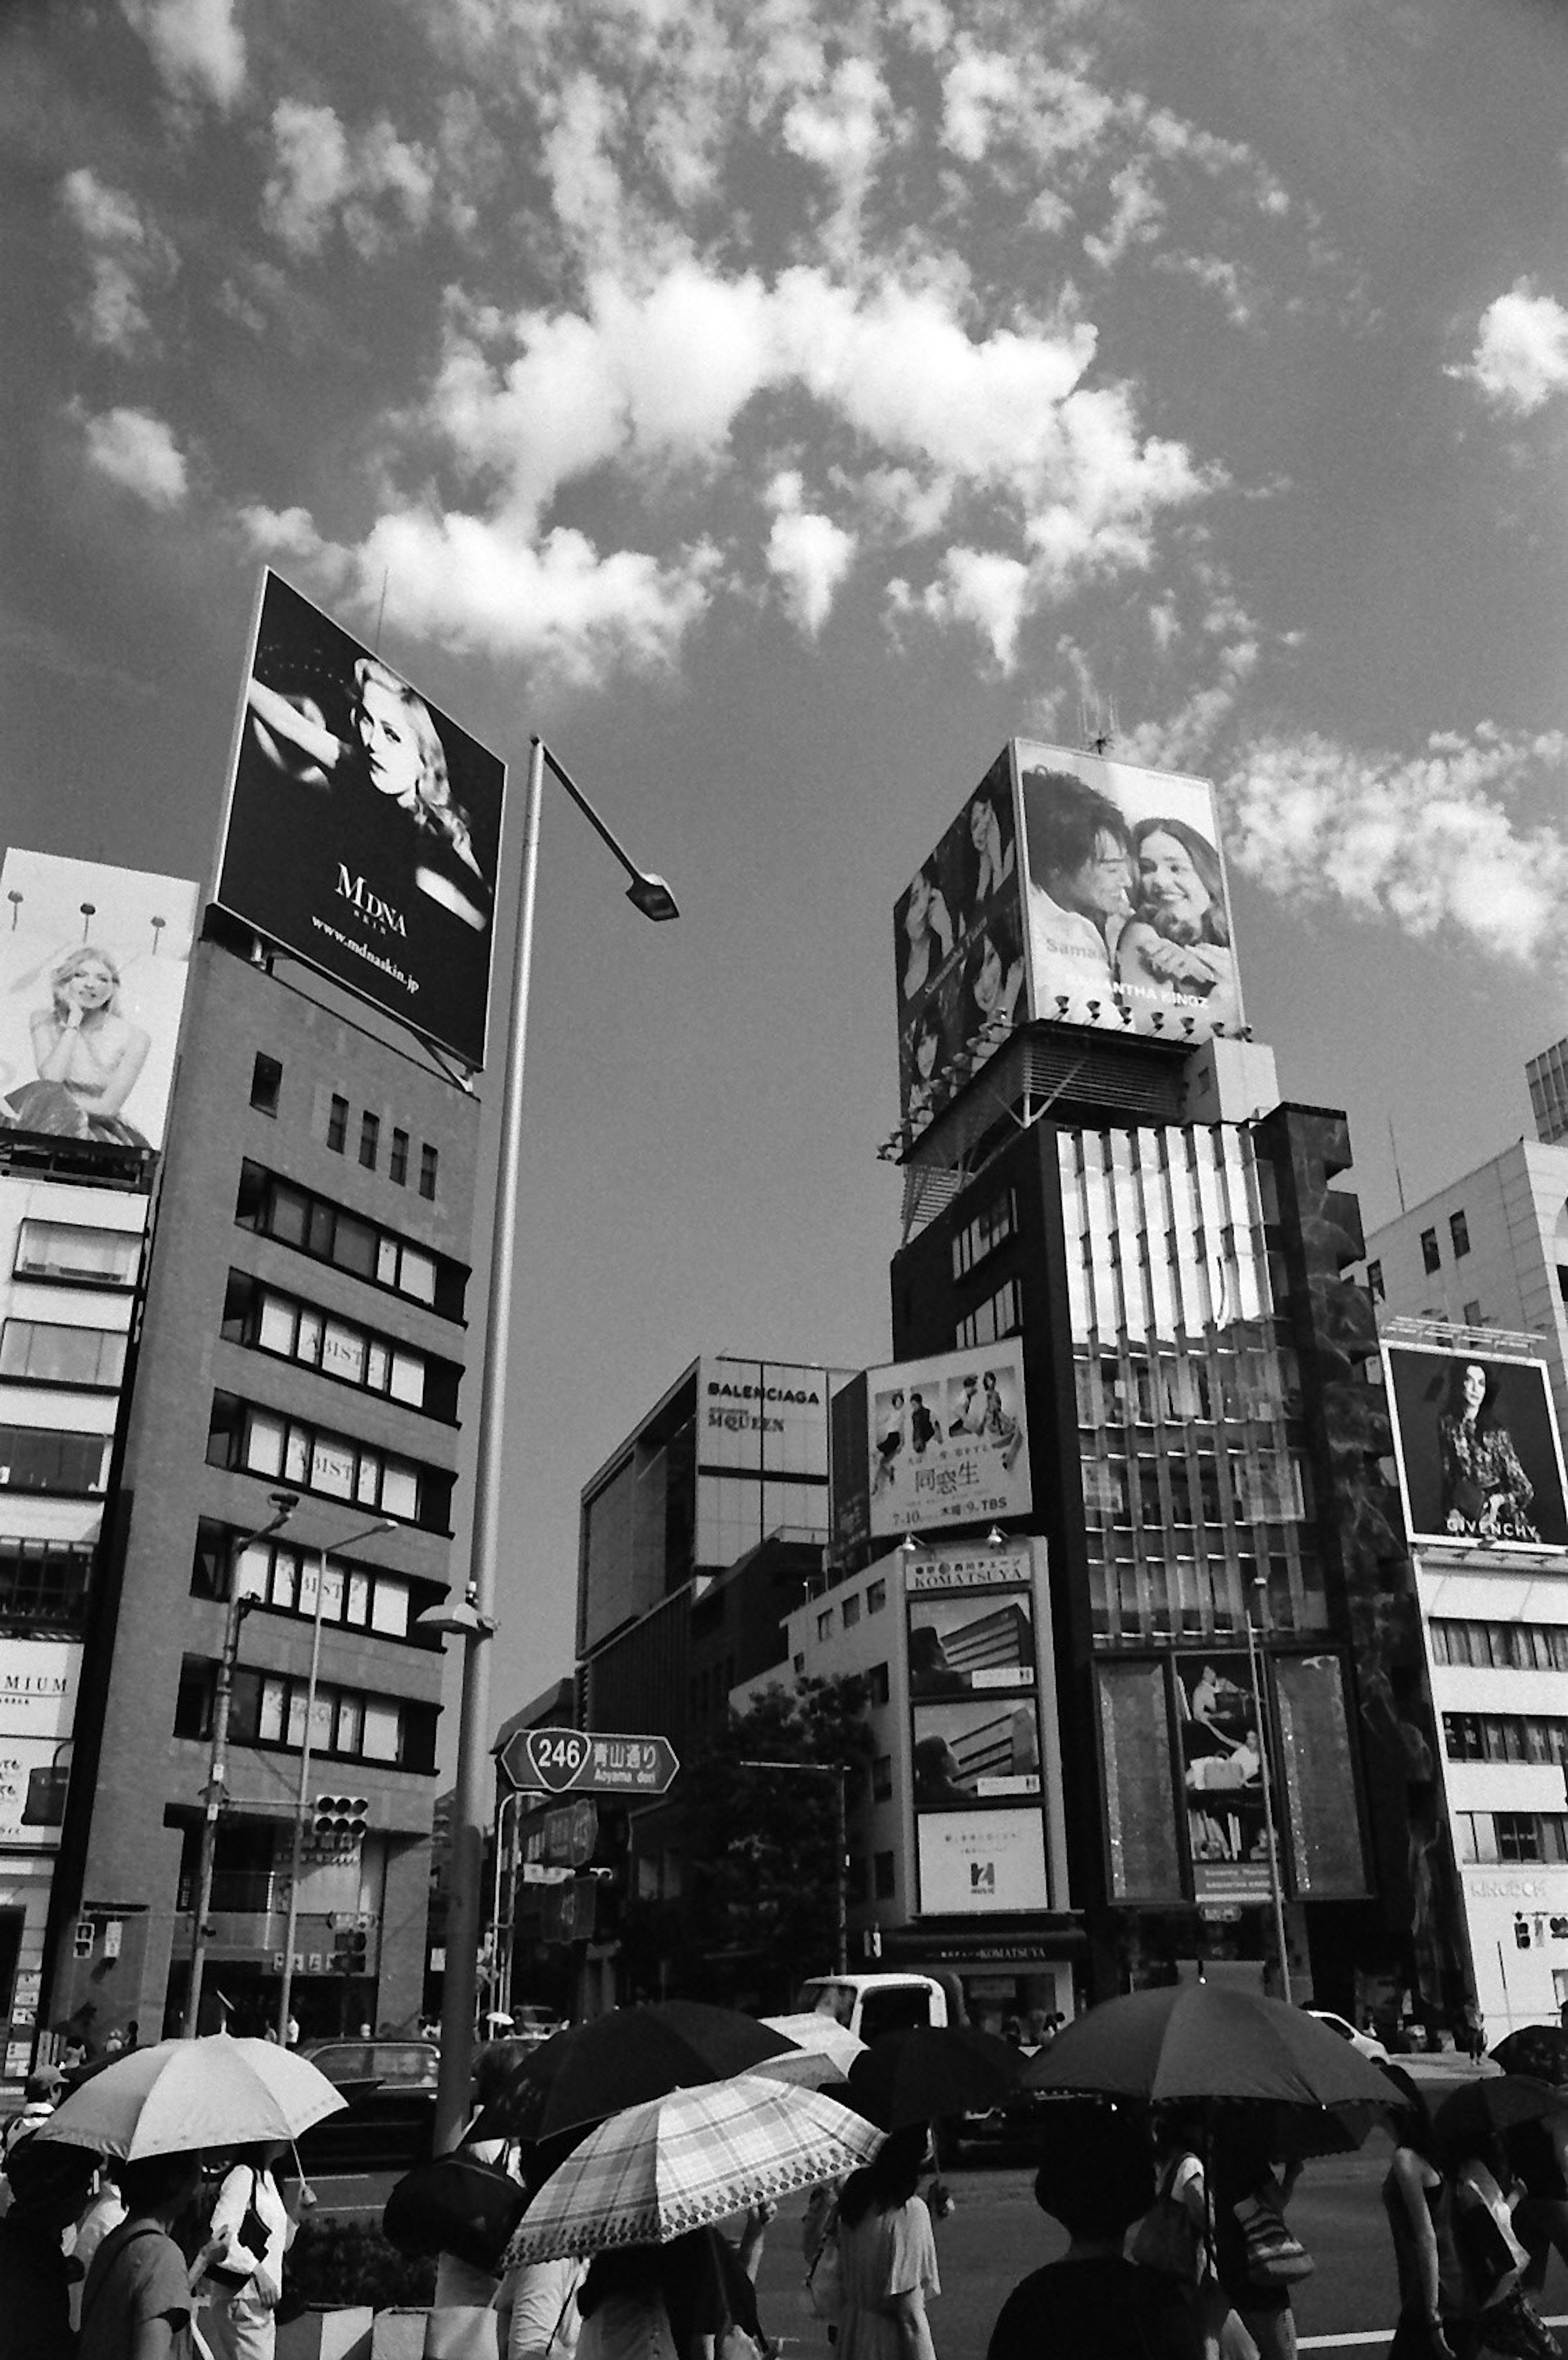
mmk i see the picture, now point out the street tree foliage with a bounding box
[621,1674,875,2010]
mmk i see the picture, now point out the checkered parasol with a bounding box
[502,2073,884,2265]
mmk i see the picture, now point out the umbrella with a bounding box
[1492,2026,1568,2086]
[474,2001,797,2141]
[1023,1986,1396,2110]
[1433,2075,1568,2154]
[501,2073,884,2265]
[846,2024,1024,2129]
[752,2013,868,2088]
[33,2033,345,2160]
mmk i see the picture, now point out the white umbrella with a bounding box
[34,2034,345,2160]
[753,2013,868,2088]
[503,2073,883,2265]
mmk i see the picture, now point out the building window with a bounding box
[205,1392,452,1531]
[953,1189,1017,1280]
[419,1143,439,1202]
[1432,1618,1568,1674]
[1463,1300,1481,1326]
[359,1112,380,1171]
[0,1538,94,1631]
[235,1162,466,1320]
[220,1274,456,1419]
[871,1754,892,1801]
[817,1608,835,1641]
[14,1221,139,1287]
[867,1580,887,1614]
[390,1129,410,1187]
[1366,1260,1384,1303]
[873,1851,896,1898]
[0,1425,108,1494]
[327,1095,348,1153]
[842,1593,862,1628]
[866,1662,890,1705]
[0,1320,126,1387]
[1450,1209,1470,1259]
[956,1278,1022,1352]
[1420,1228,1440,1275]
[178,1658,435,1770]
[193,1519,421,1644]
[250,1055,282,1115]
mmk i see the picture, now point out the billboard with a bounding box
[216,572,505,1069]
[1383,1343,1568,1552]
[0,851,197,1156]
[868,1340,1031,1539]
[916,1810,1049,1914]
[894,740,1241,1138]
[0,1638,81,1852]
[1174,1653,1270,1901]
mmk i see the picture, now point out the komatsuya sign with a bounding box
[499,1727,679,1797]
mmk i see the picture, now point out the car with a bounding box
[1305,2007,1390,2065]
[297,2037,440,2172]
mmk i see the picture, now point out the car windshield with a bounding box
[795,1981,857,2028]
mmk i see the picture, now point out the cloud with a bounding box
[917,548,1032,670]
[1221,726,1568,967]
[1454,282,1568,417]
[764,472,855,634]
[263,101,435,260]
[60,169,177,354]
[120,0,244,109]
[79,405,189,508]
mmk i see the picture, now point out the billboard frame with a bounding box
[1381,1340,1568,1556]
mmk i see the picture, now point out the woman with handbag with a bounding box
[1132,2117,1257,2360]
[423,2046,529,2360]
[1209,2131,1308,2360]
[1380,2071,1466,2360]
[1453,2135,1562,2360]
[834,2127,940,2360]
[198,2140,311,2360]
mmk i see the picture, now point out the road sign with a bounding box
[498,1725,679,1797]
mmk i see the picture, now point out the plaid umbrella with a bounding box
[501,2073,884,2265]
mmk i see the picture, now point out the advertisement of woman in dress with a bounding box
[1383,1342,1568,1551]
[0,849,198,1156]
[216,572,506,1070]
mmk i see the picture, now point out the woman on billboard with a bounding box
[1439,1360,1539,1542]
[2,946,151,1145]
[246,663,490,931]
[1114,817,1239,1031]
[898,857,956,1007]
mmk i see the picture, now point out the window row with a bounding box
[1455,1811,1568,1866]
[13,1220,140,1289]
[1421,1209,1470,1274]
[957,1279,1021,1353]
[220,1273,460,1421]
[206,1392,453,1531]
[1443,1712,1568,1765]
[174,1655,437,1771]
[1076,1341,1301,1430]
[1082,1447,1309,1530]
[326,1093,439,1199]
[0,1424,109,1494]
[0,1317,127,1388]
[953,1190,1016,1282]
[235,1161,465,1321]
[191,1518,428,1645]
[1432,1619,1568,1675]
[0,1538,94,1630]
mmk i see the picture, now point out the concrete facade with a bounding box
[49,939,481,2044]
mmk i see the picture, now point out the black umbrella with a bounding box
[1024,1986,1394,2110]
[472,2001,797,2141]
[1492,2027,1568,2086]
[1433,2075,1568,2155]
[845,2024,1024,2130]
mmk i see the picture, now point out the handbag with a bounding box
[1233,2183,1314,2287]
[1472,2285,1564,2360]
[1131,2158,1204,2284]
[803,2225,844,2323]
[207,2170,271,2294]
[383,2148,528,2273]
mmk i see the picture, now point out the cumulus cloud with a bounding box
[60,169,177,354]
[120,0,244,109]
[263,101,435,259]
[1221,726,1568,967]
[79,405,189,508]
[917,548,1032,670]
[764,472,855,634]
[1454,282,1568,417]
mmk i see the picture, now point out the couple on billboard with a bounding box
[1023,765,1238,1035]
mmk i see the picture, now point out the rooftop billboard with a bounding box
[894,740,1242,1138]
[215,572,506,1069]
[1383,1342,1568,1553]
[0,850,198,1157]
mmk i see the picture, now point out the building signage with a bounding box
[698,1356,835,1476]
[893,741,1241,1139]
[1174,1653,1271,1902]
[498,1725,679,1797]
[867,1340,1032,1540]
[906,1544,1034,1593]
[215,571,506,1070]
[908,1588,1035,1695]
[915,1809,1050,1914]
[1382,1342,1568,1553]
[0,849,197,1157]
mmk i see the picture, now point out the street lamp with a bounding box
[276,1515,398,2044]
[739,1759,849,1977]
[1243,1580,1292,2004]
[185,1489,299,2036]
[428,735,677,2152]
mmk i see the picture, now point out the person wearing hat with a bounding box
[2,2065,65,2164]
[0,2133,101,2358]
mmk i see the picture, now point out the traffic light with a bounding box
[1515,1915,1532,1950]
[574,1805,629,1942]
[334,1925,370,1975]
[314,1794,369,1845]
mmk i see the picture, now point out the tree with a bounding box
[623,1674,875,2010]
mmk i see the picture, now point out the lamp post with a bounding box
[276,1516,397,2044]
[185,1489,299,2037]
[1244,1587,1292,2004]
[425,735,677,2152]
[739,1759,849,1977]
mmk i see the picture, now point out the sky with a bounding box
[8,0,1568,1759]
